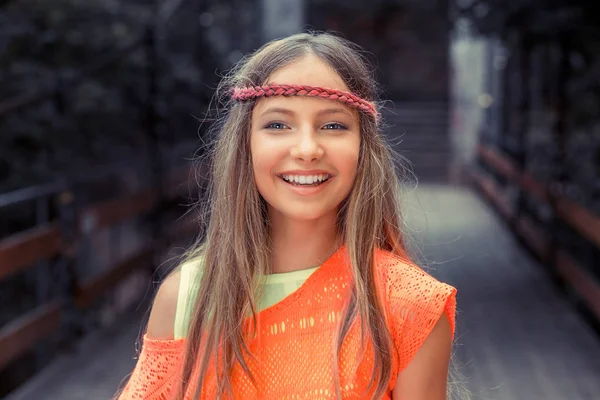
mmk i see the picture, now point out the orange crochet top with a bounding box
[116,246,457,399]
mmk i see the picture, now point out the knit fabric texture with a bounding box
[175,261,320,339]
[116,246,456,399]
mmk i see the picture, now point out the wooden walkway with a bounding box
[7,184,600,400]
[404,185,600,399]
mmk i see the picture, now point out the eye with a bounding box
[265,122,289,130]
[322,123,348,130]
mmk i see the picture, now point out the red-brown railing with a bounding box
[472,143,600,321]
[0,1,198,391]
[0,161,199,371]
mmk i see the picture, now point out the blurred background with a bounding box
[1,0,600,399]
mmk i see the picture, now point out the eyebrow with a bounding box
[317,107,354,118]
[259,106,354,118]
[260,107,295,117]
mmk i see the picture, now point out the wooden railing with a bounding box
[472,143,600,321]
[0,1,199,391]
[0,160,199,372]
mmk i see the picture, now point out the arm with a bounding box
[146,269,181,339]
[375,252,457,399]
[116,270,184,399]
[393,313,453,400]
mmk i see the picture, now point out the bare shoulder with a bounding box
[146,269,182,340]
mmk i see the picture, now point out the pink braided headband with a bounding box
[231,83,379,120]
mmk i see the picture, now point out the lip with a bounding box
[277,169,334,176]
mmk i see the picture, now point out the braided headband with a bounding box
[231,83,379,120]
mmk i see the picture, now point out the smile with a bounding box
[280,174,331,186]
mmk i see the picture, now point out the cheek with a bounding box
[250,133,277,190]
[335,138,360,178]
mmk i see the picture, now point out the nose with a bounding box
[290,129,324,162]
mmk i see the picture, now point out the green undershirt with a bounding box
[174,259,319,339]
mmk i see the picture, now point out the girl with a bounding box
[117,32,456,400]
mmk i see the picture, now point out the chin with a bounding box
[289,211,328,222]
[284,209,325,221]
[275,205,336,223]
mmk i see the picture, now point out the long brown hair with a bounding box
[177,31,412,399]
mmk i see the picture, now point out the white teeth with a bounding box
[281,174,330,185]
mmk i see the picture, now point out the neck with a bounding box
[268,210,340,274]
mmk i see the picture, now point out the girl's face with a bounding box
[250,55,361,223]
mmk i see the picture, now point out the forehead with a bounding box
[254,54,356,116]
[267,54,349,92]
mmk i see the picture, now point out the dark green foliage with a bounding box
[0,0,260,192]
